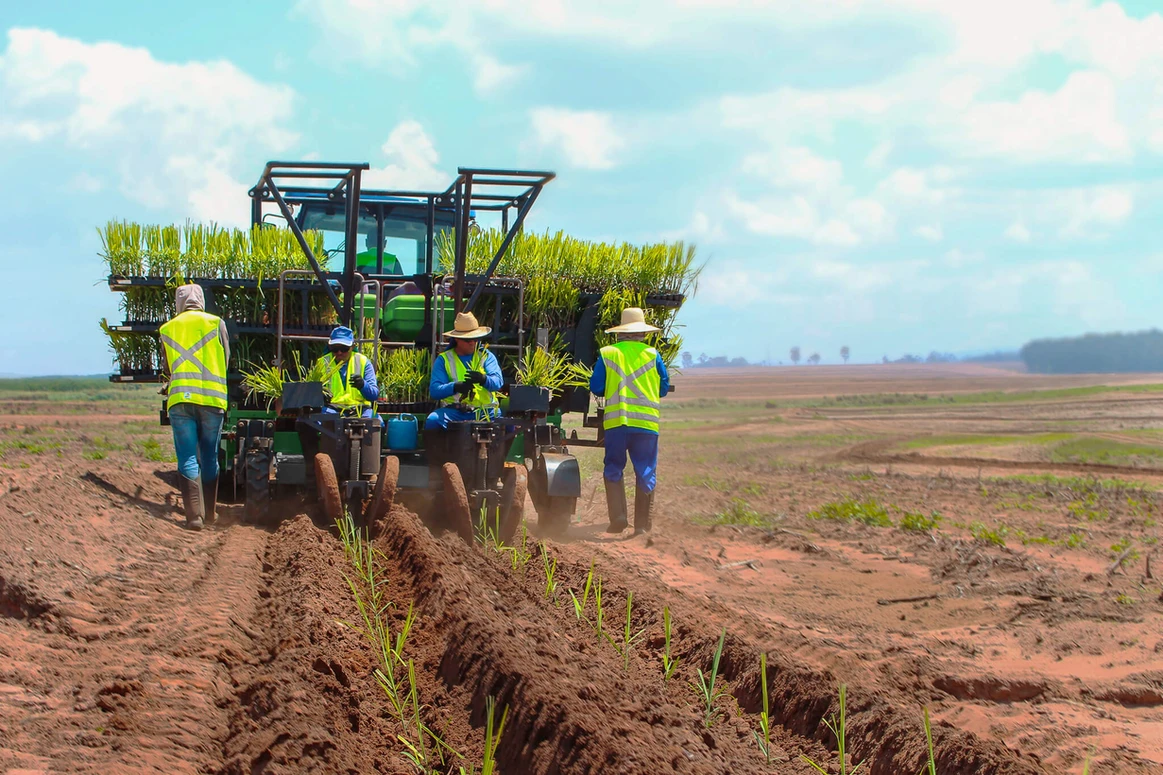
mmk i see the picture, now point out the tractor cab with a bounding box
[296,199,460,278]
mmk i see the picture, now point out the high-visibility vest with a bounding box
[159,310,229,411]
[322,352,371,412]
[439,349,499,411]
[600,341,661,433]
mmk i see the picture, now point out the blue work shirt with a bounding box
[323,356,379,418]
[429,347,504,401]
[589,351,670,435]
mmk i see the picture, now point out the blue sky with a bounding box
[3,0,1163,374]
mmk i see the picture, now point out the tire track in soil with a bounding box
[219,514,414,775]
[0,462,269,775]
[370,502,1045,774]
[836,439,1163,478]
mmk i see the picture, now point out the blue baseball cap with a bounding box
[328,326,355,347]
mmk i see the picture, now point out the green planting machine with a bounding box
[101,161,694,541]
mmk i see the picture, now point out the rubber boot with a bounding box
[203,477,218,526]
[179,475,205,531]
[604,478,628,533]
[633,487,654,536]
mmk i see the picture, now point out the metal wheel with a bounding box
[315,453,343,525]
[243,447,271,524]
[537,495,576,537]
[369,454,399,525]
[442,462,474,545]
[498,463,527,544]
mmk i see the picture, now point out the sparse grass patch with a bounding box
[809,498,893,527]
[1109,538,1140,563]
[898,509,942,532]
[1052,437,1163,467]
[138,437,176,463]
[902,432,1073,450]
[969,521,1009,547]
[693,498,776,528]
[1065,532,1087,548]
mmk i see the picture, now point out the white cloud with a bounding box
[915,224,943,242]
[70,172,103,194]
[293,0,526,95]
[875,166,957,205]
[949,71,1131,163]
[1004,220,1032,243]
[530,108,625,170]
[742,146,844,192]
[1059,185,1134,236]
[0,28,297,221]
[362,120,447,190]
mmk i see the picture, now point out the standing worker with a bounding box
[159,284,230,531]
[590,307,670,536]
[424,312,503,429]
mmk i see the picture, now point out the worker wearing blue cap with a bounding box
[317,326,379,417]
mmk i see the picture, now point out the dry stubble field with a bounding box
[1,363,1161,774]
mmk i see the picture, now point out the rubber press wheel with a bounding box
[442,462,474,545]
[369,455,399,524]
[315,453,343,525]
[498,463,527,545]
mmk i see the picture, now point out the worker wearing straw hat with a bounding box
[590,307,670,536]
[424,311,504,429]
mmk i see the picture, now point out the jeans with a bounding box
[169,403,225,482]
[424,406,500,429]
[603,427,658,492]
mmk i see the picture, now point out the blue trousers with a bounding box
[169,403,225,482]
[425,406,499,429]
[603,428,658,492]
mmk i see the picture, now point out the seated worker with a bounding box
[424,312,503,429]
[297,326,380,487]
[356,232,403,275]
[317,325,379,417]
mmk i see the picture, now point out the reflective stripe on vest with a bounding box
[324,352,370,410]
[159,310,228,411]
[440,349,499,410]
[601,341,661,432]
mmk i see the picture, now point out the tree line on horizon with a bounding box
[1020,330,1163,374]
[679,347,1015,368]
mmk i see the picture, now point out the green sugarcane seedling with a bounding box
[619,592,646,670]
[802,684,863,775]
[691,627,728,728]
[753,652,773,764]
[542,544,558,601]
[661,606,679,682]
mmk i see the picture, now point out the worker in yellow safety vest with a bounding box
[159,283,230,531]
[424,312,503,429]
[296,326,381,492]
[589,307,670,536]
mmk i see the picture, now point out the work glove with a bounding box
[453,380,472,396]
[352,375,365,390]
[466,370,487,386]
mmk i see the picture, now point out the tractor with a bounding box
[107,161,639,542]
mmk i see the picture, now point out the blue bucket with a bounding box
[386,413,418,450]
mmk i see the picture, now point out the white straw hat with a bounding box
[605,307,659,334]
[443,311,492,339]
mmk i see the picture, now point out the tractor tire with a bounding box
[243,447,271,525]
[442,462,474,545]
[537,495,576,538]
[315,453,343,525]
[369,455,399,525]
[498,463,527,545]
